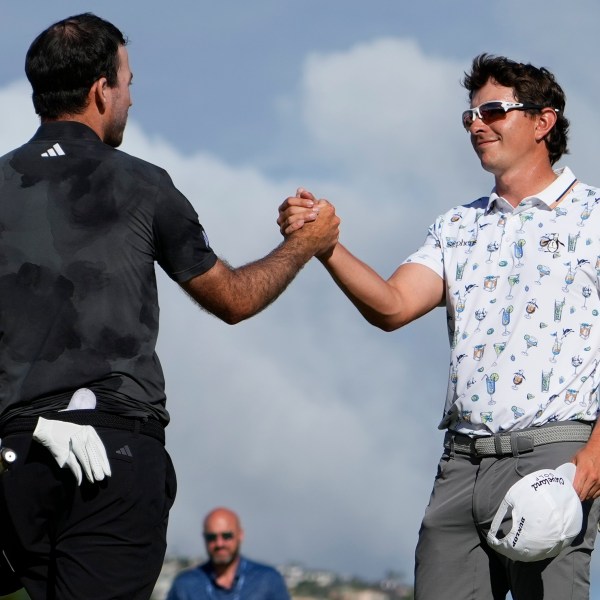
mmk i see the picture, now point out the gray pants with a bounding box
[414,440,600,600]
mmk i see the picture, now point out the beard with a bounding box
[104,111,128,148]
[209,544,240,567]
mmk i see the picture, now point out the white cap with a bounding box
[487,463,583,562]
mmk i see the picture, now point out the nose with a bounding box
[468,115,487,134]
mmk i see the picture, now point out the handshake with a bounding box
[32,388,111,486]
[278,187,340,259]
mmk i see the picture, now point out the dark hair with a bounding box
[25,13,128,120]
[462,54,569,165]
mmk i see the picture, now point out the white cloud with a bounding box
[300,38,485,196]
[0,80,39,154]
[286,37,496,277]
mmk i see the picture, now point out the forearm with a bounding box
[227,236,315,321]
[183,236,314,325]
[319,243,405,331]
[320,243,443,331]
[184,201,339,324]
[278,192,442,329]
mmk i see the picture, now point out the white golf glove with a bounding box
[33,417,112,485]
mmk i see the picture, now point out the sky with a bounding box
[3,0,600,595]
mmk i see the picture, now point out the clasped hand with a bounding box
[278,188,339,258]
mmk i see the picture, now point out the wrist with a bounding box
[317,241,339,265]
[281,234,314,266]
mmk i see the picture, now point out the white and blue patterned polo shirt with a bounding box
[405,167,600,435]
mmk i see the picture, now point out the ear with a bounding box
[90,77,109,114]
[535,107,558,142]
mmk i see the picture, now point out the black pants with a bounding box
[0,420,177,599]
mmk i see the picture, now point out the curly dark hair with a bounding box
[462,54,568,165]
[25,13,127,120]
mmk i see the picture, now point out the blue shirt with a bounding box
[166,557,291,600]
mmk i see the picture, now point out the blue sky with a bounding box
[3,1,600,595]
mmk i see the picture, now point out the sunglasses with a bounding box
[461,100,547,131]
[204,531,235,543]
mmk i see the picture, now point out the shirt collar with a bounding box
[486,166,577,215]
[31,121,102,143]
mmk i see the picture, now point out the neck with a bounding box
[42,112,104,142]
[493,161,557,208]
[211,556,241,589]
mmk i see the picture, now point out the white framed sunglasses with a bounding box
[461,100,556,131]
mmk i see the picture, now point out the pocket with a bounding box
[131,439,176,528]
[97,430,135,497]
[437,452,453,479]
[163,449,177,515]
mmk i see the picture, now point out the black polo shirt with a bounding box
[0,121,217,425]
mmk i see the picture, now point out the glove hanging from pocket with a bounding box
[33,388,111,485]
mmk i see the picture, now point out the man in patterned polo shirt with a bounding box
[278,54,600,599]
[0,12,339,600]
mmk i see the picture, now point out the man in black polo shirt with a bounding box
[0,13,339,600]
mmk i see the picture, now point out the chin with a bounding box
[211,556,234,566]
[478,156,500,175]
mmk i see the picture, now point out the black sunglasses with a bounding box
[204,531,235,543]
[461,100,554,131]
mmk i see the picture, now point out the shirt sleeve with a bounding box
[153,171,218,283]
[267,571,292,600]
[402,218,445,279]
